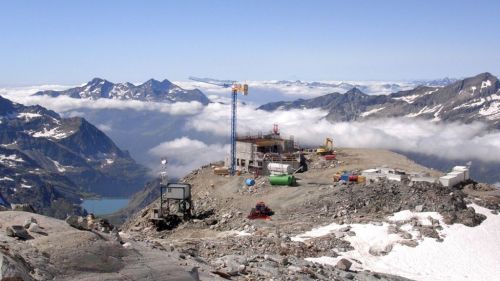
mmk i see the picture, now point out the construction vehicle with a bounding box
[189,76,248,176]
[247,201,274,219]
[316,137,334,155]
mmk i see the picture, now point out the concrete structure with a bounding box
[409,175,437,184]
[361,167,408,182]
[226,132,296,172]
[439,166,470,187]
[439,175,461,187]
[452,166,470,180]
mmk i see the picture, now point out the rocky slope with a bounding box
[121,148,500,280]
[0,211,215,281]
[34,77,210,104]
[259,72,500,128]
[0,95,149,217]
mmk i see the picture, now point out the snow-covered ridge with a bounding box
[30,127,74,140]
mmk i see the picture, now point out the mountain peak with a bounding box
[34,78,210,105]
[345,87,366,96]
[88,77,111,85]
[473,72,497,81]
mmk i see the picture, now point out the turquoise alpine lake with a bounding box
[82,198,129,215]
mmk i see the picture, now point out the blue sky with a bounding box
[1,0,499,85]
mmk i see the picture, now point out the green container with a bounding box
[269,175,295,186]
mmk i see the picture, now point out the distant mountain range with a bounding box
[34,78,210,104]
[260,77,458,96]
[259,72,500,129]
[0,95,149,218]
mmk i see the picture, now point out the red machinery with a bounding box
[247,202,274,220]
[324,154,336,160]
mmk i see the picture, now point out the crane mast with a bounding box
[189,76,248,175]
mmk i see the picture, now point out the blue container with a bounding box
[245,178,256,186]
[340,174,350,182]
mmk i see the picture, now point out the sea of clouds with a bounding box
[2,82,500,178]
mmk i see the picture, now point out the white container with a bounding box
[386,174,403,182]
[267,163,294,175]
[439,175,458,187]
[453,166,470,180]
[164,183,191,200]
[448,171,465,182]
[410,176,437,184]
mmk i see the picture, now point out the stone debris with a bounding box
[65,214,114,233]
[336,258,352,271]
[6,225,32,240]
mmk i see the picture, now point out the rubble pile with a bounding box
[296,179,486,228]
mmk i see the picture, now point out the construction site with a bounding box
[119,80,500,280]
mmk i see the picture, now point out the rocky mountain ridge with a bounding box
[0,95,149,217]
[259,72,500,128]
[34,77,210,104]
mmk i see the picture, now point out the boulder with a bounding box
[5,225,32,240]
[415,205,424,212]
[27,223,45,234]
[368,244,393,256]
[65,215,89,230]
[0,253,34,281]
[23,217,37,229]
[336,258,352,271]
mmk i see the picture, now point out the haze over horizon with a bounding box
[1,0,499,86]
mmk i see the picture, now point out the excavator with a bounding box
[316,137,334,155]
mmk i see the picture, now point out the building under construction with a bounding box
[225,125,301,174]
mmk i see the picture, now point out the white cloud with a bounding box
[3,83,500,178]
[97,123,112,132]
[148,137,229,178]
[175,80,417,99]
[0,84,74,97]
[3,94,204,116]
[186,103,500,163]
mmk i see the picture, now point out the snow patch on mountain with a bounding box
[0,154,25,165]
[294,204,500,281]
[432,105,444,122]
[31,127,74,139]
[481,80,492,91]
[16,112,42,120]
[392,89,439,104]
[405,104,442,117]
[478,101,500,120]
[49,158,73,172]
[360,107,385,117]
